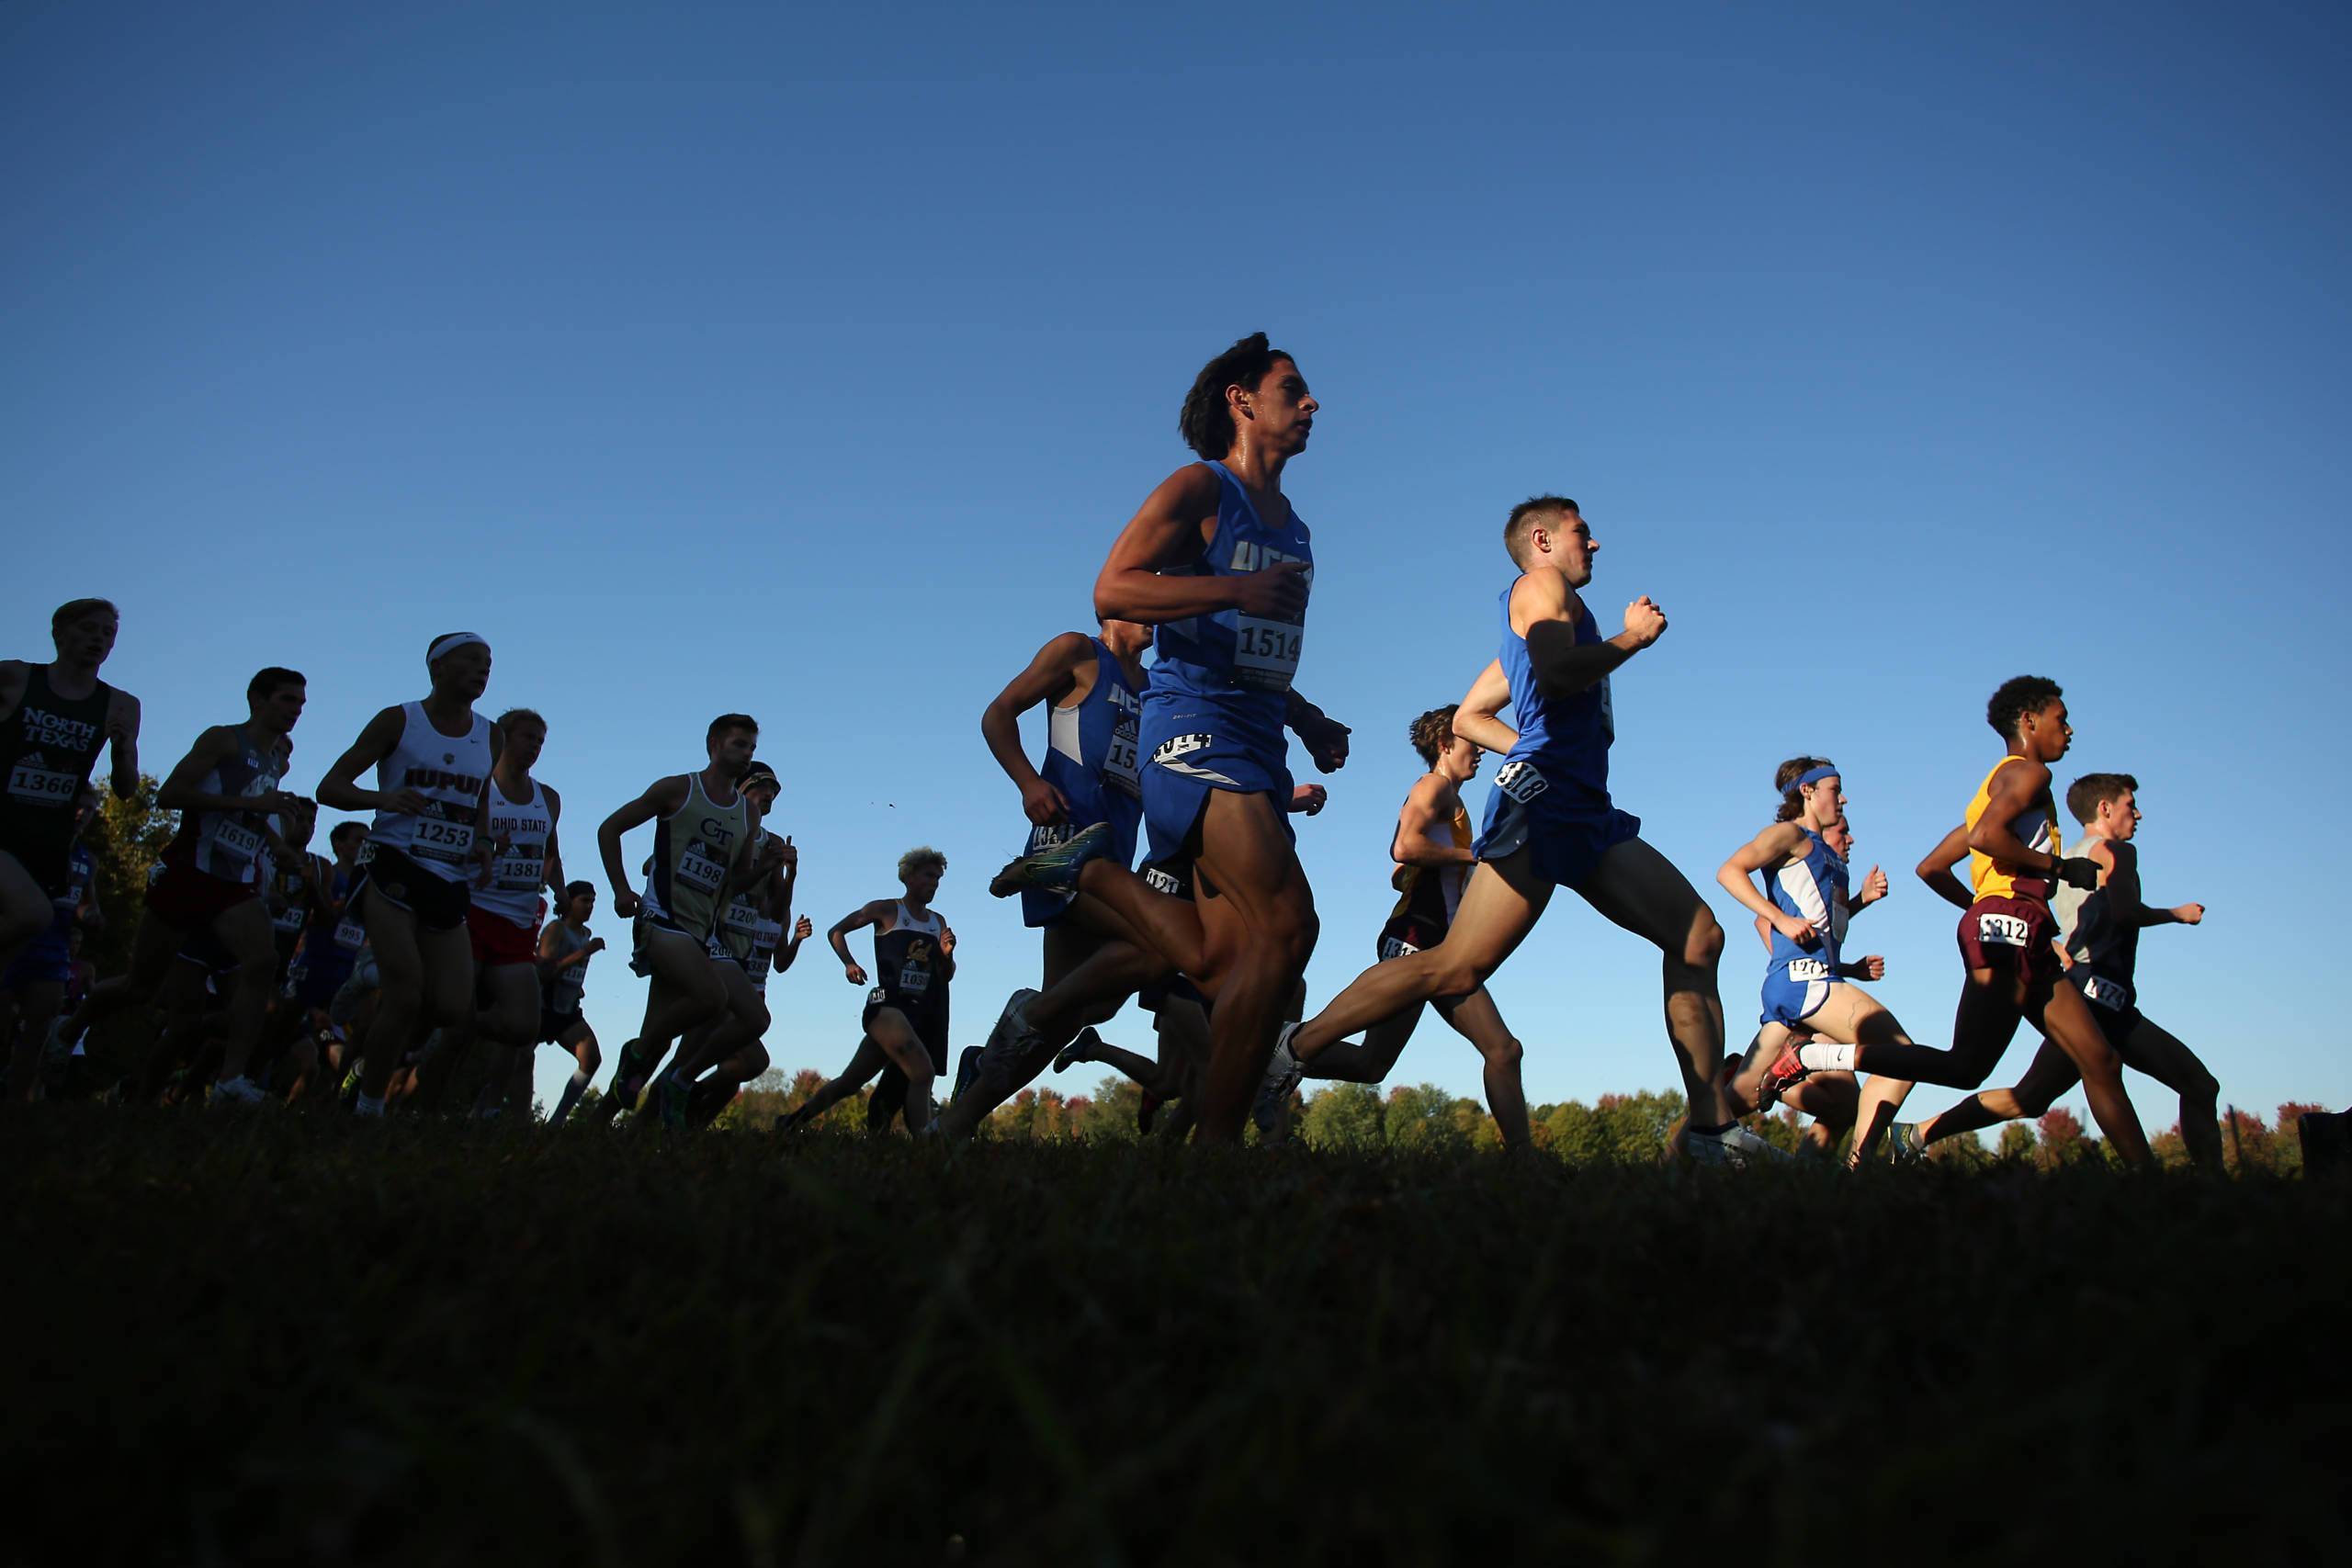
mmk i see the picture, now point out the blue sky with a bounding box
[6,3,2346,1130]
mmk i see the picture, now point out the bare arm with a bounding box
[540,784,565,896]
[1916,824,1974,911]
[597,775,690,917]
[157,726,302,818]
[105,689,141,798]
[1283,688,1350,773]
[772,915,814,976]
[828,899,890,986]
[1093,465,1309,624]
[318,706,416,814]
[1714,822,1819,942]
[982,632,1092,826]
[1393,776,1474,869]
[1520,576,1666,701]
[1965,760,2059,872]
[1452,660,1519,756]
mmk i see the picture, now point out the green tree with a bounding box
[1074,1075,1144,1142]
[1300,1083,1384,1151]
[1995,1122,2038,1163]
[1543,1100,1608,1164]
[1384,1083,1468,1152]
[82,773,176,979]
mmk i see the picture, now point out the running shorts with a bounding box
[537,1007,586,1045]
[2068,965,2144,1047]
[355,843,469,933]
[1136,697,1295,867]
[467,905,537,968]
[1376,912,1446,961]
[1956,895,2062,987]
[146,863,258,927]
[1472,765,1642,893]
[1759,957,1836,1027]
[862,991,948,1070]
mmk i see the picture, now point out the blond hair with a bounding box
[898,845,947,880]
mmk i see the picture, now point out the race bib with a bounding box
[2078,974,2131,1011]
[897,965,931,995]
[334,918,367,951]
[492,851,544,893]
[6,761,77,807]
[1378,935,1423,962]
[1103,717,1141,796]
[747,953,773,985]
[1494,760,1550,805]
[212,820,266,865]
[1978,913,2030,947]
[273,903,309,935]
[411,817,474,864]
[1787,958,1832,983]
[1232,615,1304,693]
[675,842,727,894]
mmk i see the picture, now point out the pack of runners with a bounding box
[0,337,2230,1165]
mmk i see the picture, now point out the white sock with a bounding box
[1797,1042,1859,1072]
[549,1066,592,1126]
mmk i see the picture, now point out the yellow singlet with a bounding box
[1963,755,2062,902]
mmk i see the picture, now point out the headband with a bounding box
[427,632,487,664]
[1787,763,1839,793]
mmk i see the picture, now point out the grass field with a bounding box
[6,1109,2346,1565]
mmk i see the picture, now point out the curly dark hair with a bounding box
[1772,755,1837,823]
[1179,333,1292,460]
[1408,705,1459,768]
[1986,675,2063,742]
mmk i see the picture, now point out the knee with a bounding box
[741,1043,771,1078]
[579,1041,602,1074]
[741,1000,772,1035]
[1482,1034,1524,1071]
[1682,910,1724,972]
[1430,960,1483,1000]
[1273,907,1318,969]
[2183,1068,2220,1111]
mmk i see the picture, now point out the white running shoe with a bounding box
[1256,1022,1306,1113]
[1690,1122,1790,1168]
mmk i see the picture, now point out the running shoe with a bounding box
[1054,1026,1102,1076]
[1259,1021,1305,1104]
[1884,1121,1927,1166]
[988,823,1112,897]
[952,1045,984,1101]
[1755,1044,1811,1111]
[1690,1122,1790,1168]
[208,1076,265,1110]
[687,1077,733,1127]
[656,1074,690,1129]
[979,987,1043,1077]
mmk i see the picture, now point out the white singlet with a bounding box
[367,702,494,884]
[473,775,553,926]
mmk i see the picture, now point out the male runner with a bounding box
[1,600,139,985]
[667,761,797,1125]
[54,667,310,1106]
[989,333,1351,1144]
[535,882,605,1126]
[416,707,566,1114]
[0,788,100,1099]
[587,713,768,1123]
[264,820,368,1101]
[1898,773,2215,1165]
[780,848,956,1135]
[1283,704,1533,1146]
[933,619,1155,1136]
[1781,678,2153,1164]
[1267,497,1772,1165]
[317,634,501,1117]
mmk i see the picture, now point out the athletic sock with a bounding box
[1689,1121,1733,1138]
[1797,1042,1859,1072]
[549,1066,591,1125]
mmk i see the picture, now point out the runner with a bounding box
[1267,497,1774,1164]
[670,761,800,1126]
[1282,704,1533,1146]
[777,848,956,1135]
[417,708,567,1115]
[535,882,605,1126]
[1,600,140,987]
[1713,758,1928,1164]
[316,634,501,1117]
[989,333,1352,1143]
[1899,773,2216,1165]
[933,619,1156,1136]
[1781,678,2154,1164]
[264,820,369,1102]
[586,713,766,1124]
[0,787,100,1099]
[52,666,310,1106]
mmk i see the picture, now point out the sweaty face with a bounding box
[1235,357,1317,456]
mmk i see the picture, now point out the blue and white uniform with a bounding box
[1137,460,1310,863]
[1022,637,1144,927]
[1471,583,1642,888]
[1758,828,1849,1025]
[1,843,91,988]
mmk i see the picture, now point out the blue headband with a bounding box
[1789,764,1839,793]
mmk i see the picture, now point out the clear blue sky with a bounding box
[6,3,2346,1130]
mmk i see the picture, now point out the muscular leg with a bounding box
[670,962,769,1087]
[1068,862,1213,988]
[785,1036,888,1129]
[356,890,472,1104]
[1790,984,1922,1165]
[207,898,281,1089]
[1919,1038,2077,1145]
[1432,987,1530,1148]
[865,1008,936,1133]
[2028,979,2149,1163]
[1575,838,1733,1128]
[546,1022,601,1125]
[1187,790,1317,1145]
[1304,1002,1424,1084]
[51,905,191,1090]
[1293,853,1550,1057]
[1837,968,2025,1092]
[2118,1015,2222,1167]
[632,925,729,1066]
[1023,906,1170,1045]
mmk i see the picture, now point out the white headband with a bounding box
[427,632,488,664]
